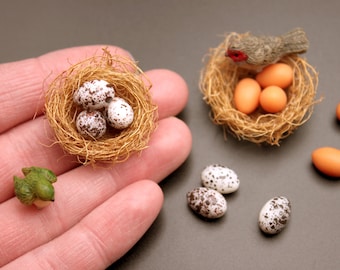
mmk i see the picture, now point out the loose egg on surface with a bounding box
[76,110,107,139]
[106,97,134,129]
[233,78,261,114]
[256,63,293,89]
[259,86,287,113]
[201,164,240,194]
[258,196,291,234]
[73,79,115,110]
[187,187,227,219]
[312,147,340,177]
[336,103,340,121]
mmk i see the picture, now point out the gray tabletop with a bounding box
[1,1,339,269]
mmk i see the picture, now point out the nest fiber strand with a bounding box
[200,33,319,145]
[45,49,157,164]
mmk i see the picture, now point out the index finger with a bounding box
[0,45,132,133]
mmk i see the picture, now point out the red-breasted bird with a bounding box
[225,28,309,69]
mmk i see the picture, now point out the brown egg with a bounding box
[233,78,261,114]
[336,103,340,121]
[260,86,287,113]
[312,147,340,177]
[256,63,293,89]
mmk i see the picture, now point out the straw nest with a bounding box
[200,33,320,146]
[45,49,157,164]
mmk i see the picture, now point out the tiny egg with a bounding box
[258,196,291,234]
[312,147,340,177]
[336,103,340,121]
[256,63,293,89]
[76,110,107,139]
[201,164,240,194]
[106,97,134,129]
[73,79,115,110]
[233,78,261,114]
[187,187,227,219]
[259,86,287,113]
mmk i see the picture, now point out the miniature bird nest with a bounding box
[200,33,320,146]
[45,49,157,164]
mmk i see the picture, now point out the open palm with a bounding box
[0,45,191,269]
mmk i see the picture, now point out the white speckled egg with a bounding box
[201,164,240,194]
[187,187,227,219]
[73,79,115,110]
[76,110,107,139]
[106,97,134,129]
[258,196,291,234]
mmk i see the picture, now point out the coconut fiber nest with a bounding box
[45,49,157,164]
[200,33,320,146]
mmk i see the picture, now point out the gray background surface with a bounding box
[1,1,339,269]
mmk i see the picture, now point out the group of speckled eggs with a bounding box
[187,165,239,218]
[187,164,291,235]
[234,63,293,114]
[73,79,134,139]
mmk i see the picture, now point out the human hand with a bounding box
[0,46,191,269]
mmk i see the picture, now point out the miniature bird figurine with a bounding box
[14,166,57,208]
[225,28,309,70]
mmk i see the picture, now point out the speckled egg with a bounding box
[187,187,227,219]
[76,110,107,139]
[73,79,115,110]
[201,164,240,194]
[106,97,134,129]
[258,196,291,234]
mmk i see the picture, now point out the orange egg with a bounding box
[259,86,287,113]
[312,147,340,177]
[233,78,261,114]
[256,63,293,89]
[336,103,340,121]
